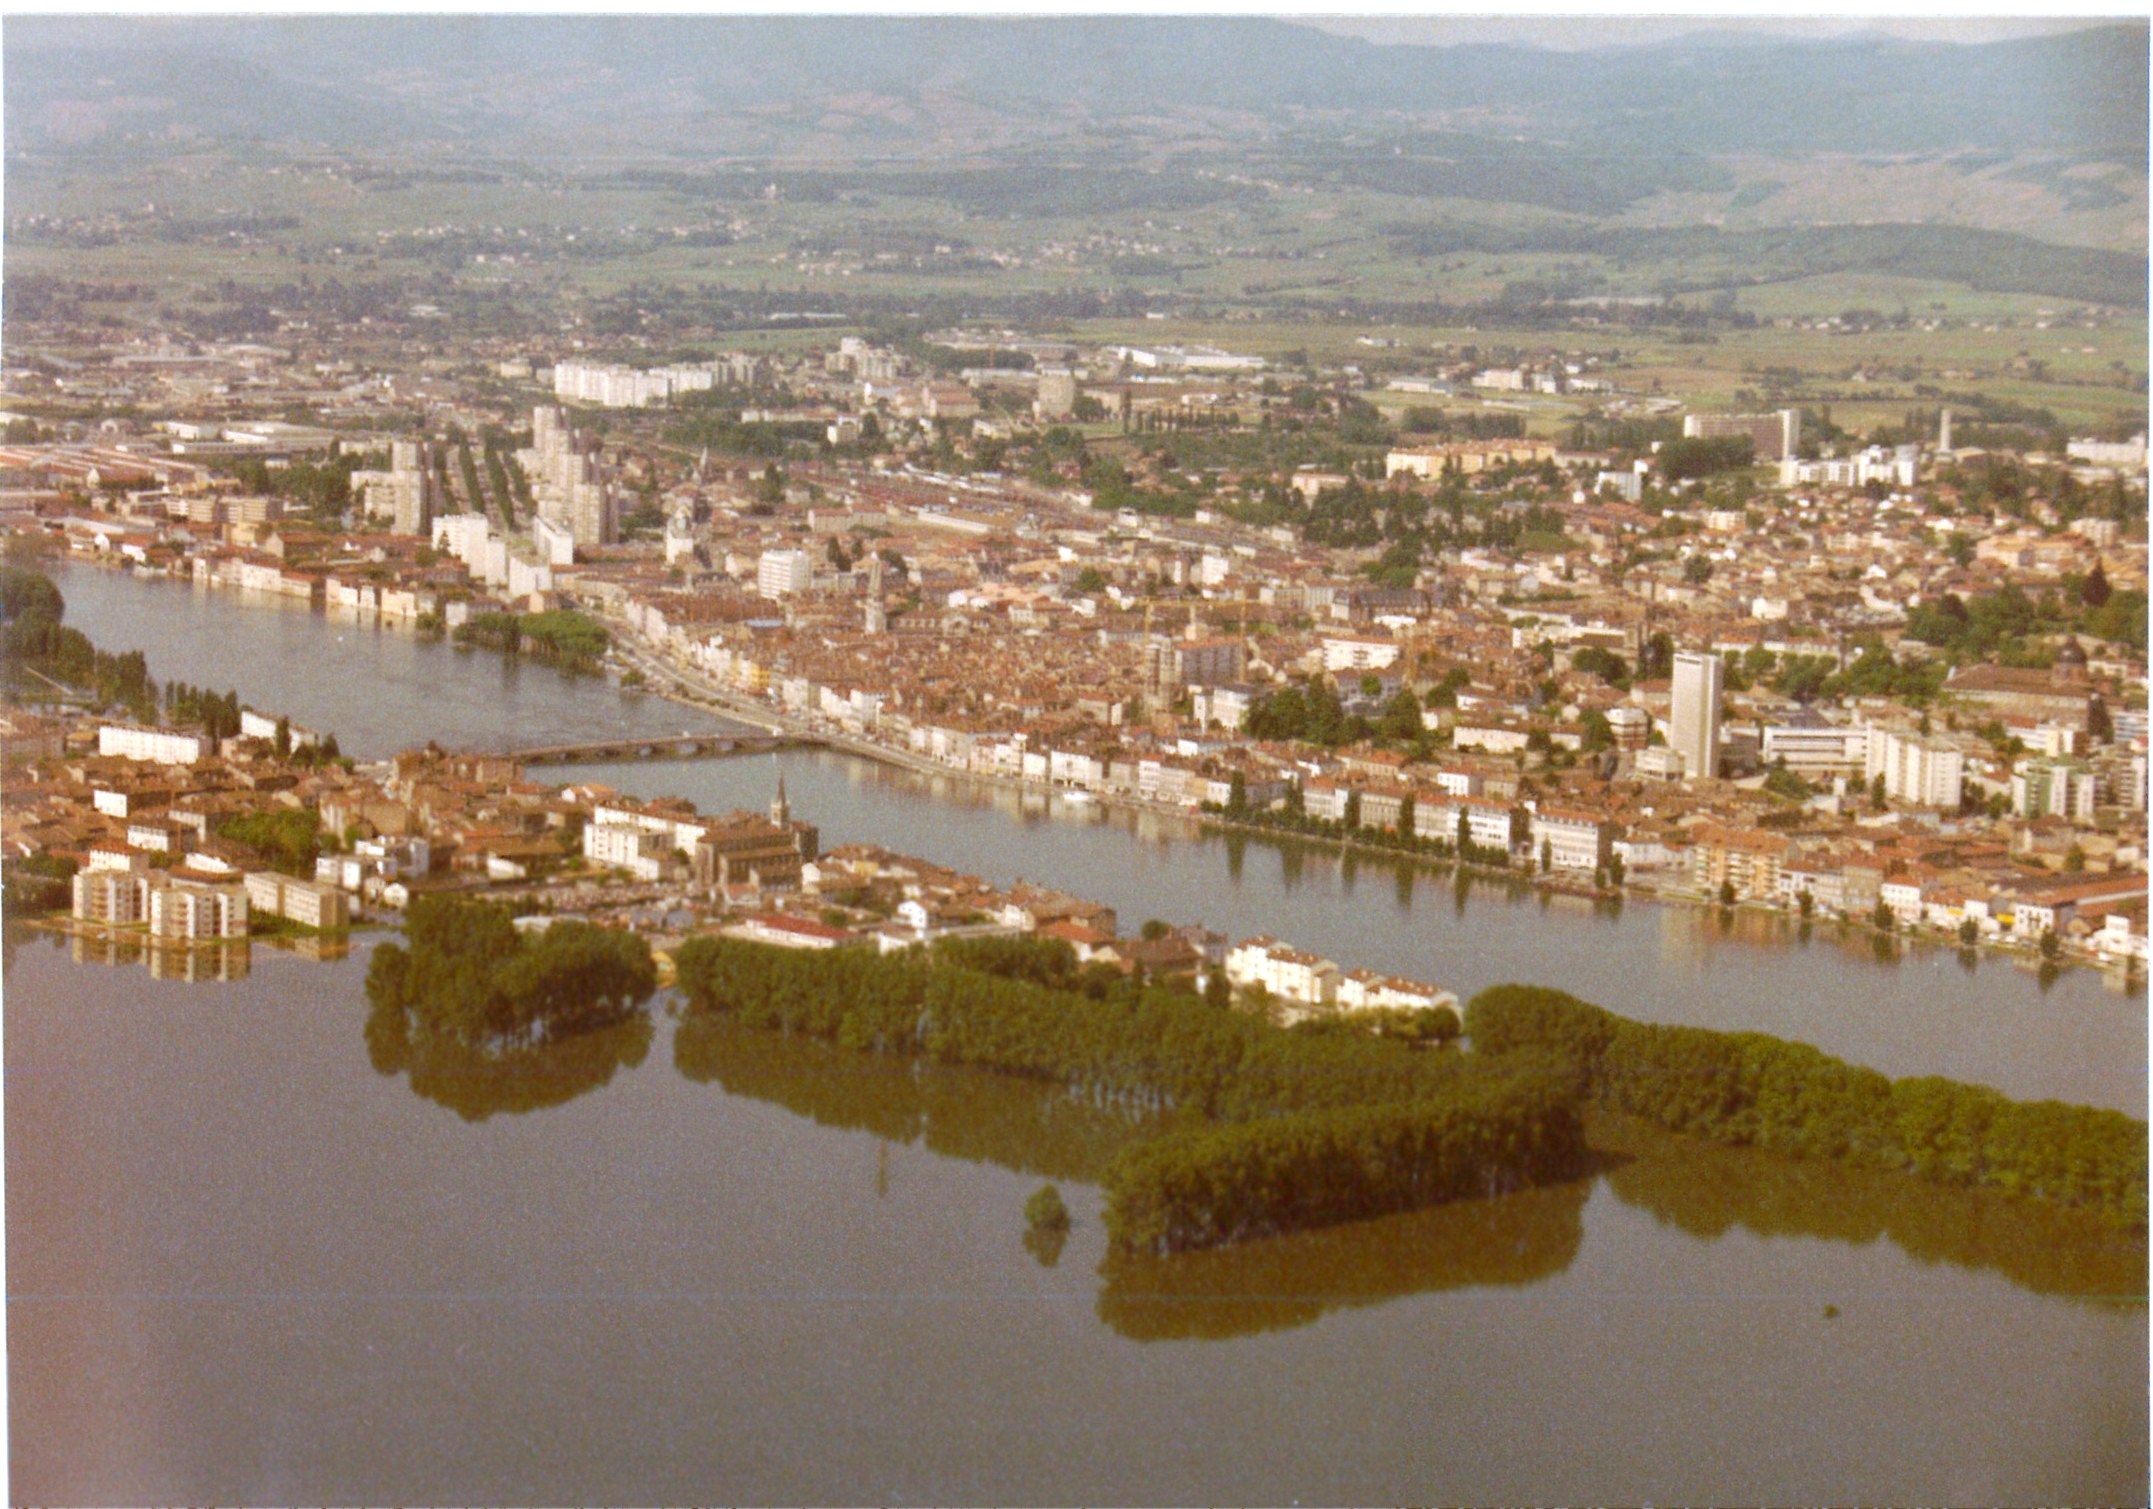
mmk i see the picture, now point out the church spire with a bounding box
[771,767,790,827]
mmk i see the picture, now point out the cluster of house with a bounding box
[9,315,2147,983]
[1221,935,1459,1026]
[721,849,1460,1026]
[1688,819,2147,956]
[45,723,374,944]
[15,702,1494,1017]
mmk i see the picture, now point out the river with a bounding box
[48,562,2147,1116]
[11,560,2145,1502]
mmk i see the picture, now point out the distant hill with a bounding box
[7,16,2146,163]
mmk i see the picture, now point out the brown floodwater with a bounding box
[7,932,2144,1504]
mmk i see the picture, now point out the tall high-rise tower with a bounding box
[528,404,614,547]
[1669,651,1724,781]
[382,439,435,537]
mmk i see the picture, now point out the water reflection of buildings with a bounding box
[70,932,252,982]
[2097,959,2145,997]
[1657,897,1812,968]
[274,933,353,964]
[1129,810,1176,848]
[1654,897,2065,976]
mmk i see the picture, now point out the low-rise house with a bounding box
[1334,968,1460,1022]
[1037,918,1120,963]
[1224,935,1340,1012]
[2093,905,2149,964]
[734,912,859,950]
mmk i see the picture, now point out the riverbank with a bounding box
[42,555,2145,1115]
[81,549,2117,982]
[595,604,2120,980]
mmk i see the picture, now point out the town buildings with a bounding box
[2,314,2141,983]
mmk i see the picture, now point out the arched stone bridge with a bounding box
[500,732,822,766]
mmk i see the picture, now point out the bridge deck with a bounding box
[494,732,821,765]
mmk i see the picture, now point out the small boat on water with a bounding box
[1058,790,1096,805]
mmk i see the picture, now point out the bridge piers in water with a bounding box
[497,732,822,766]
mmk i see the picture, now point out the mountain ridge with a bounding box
[7,17,2145,163]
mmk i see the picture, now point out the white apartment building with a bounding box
[1334,968,1460,1022]
[1683,407,1801,462]
[524,404,616,548]
[1223,935,1340,1011]
[1192,684,1255,733]
[568,477,614,550]
[1528,806,1616,872]
[584,800,711,882]
[239,709,317,749]
[1865,726,1964,809]
[1604,705,1650,749]
[584,822,672,881]
[98,725,207,766]
[2012,758,2100,822]
[353,439,438,537]
[533,514,577,566]
[1776,444,1918,490]
[434,512,559,595]
[553,360,704,408]
[1035,368,1078,419]
[1409,798,1515,852]
[757,548,815,599]
[1425,766,1486,799]
[2094,910,2149,963]
[243,871,351,931]
[1761,724,1870,780]
[2066,434,2147,470]
[1634,746,1687,781]
[1320,635,1402,672]
[145,877,250,940]
[72,868,148,925]
[433,512,494,575]
[125,819,182,852]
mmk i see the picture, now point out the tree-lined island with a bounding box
[364,895,2146,1253]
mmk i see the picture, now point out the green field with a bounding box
[6,141,2146,435]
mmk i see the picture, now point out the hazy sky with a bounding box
[22,0,2133,38]
[1293,16,2109,49]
